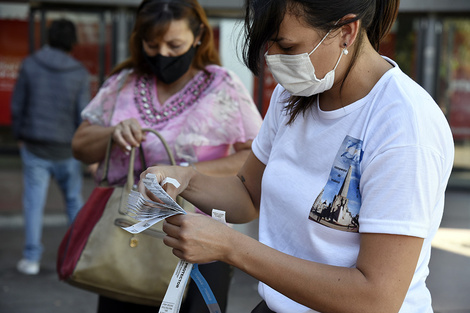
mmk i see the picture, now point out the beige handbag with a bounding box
[57,128,181,306]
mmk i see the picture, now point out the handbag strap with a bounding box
[140,129,184,207]
[99,128,181,202]
[141,128,176,166]
[99,136,141,191]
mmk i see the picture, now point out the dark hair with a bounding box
[111,0,220,76]
[242,0,400,123]
[47,19,77,52]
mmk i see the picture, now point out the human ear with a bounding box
[194,23,205,46]
[339,14,360,50]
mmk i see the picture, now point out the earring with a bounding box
[343,43,349,55]
[197,41,202,46]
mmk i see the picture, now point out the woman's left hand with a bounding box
[162,213,232,264]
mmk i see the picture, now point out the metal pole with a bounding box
[28,8,35,54]
[40,9,46,48]
[421,14,441,99]
[115,7,129,65]
[98,10,106,85]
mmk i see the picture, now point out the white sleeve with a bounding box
[359,142,449,237]
[252,85,287,165]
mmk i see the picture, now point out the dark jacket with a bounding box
[11,45,90,154]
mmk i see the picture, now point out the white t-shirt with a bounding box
[252,57,454,313]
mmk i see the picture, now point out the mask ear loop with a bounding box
[331,45,348,72]
[308,19,342,56]
[332,41,349,71]
[308,29,333,56]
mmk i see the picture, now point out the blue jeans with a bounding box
[20,146,84,262]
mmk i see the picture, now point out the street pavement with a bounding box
[0,154,469,313]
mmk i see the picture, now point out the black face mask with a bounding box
[143,45,196,84]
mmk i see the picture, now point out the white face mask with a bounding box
[265,29,348,97]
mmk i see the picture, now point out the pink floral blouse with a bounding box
[82,65,263,185]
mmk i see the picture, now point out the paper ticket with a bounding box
[122,174,186,234]
[158,209,226,313]
[158,260,193,313]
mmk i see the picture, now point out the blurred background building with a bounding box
[1,0,470,173]
[1,3,469,312]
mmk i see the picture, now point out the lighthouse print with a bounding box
[309,135,363,233]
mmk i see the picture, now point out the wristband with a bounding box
[162,177,180,188]
[179,162,197,171]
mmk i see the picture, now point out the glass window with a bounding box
[385,15,470,171]
[438,19,470,170]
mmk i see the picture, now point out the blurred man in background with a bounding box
[11,18,90,275]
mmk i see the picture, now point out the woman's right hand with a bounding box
[113,118,146,153]
[138,165,194,203]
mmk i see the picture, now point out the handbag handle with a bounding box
[100,128,176,189]
[140,129,185,207]
[141,128,176,166]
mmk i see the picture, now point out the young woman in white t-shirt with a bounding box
[139,0,454,312]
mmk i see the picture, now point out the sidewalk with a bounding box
[1,154,469,313]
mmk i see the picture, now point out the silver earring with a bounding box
[343,43,349,55]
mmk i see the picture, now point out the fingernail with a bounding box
[125,145,131,151]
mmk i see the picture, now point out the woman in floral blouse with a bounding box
[72,0,262,312]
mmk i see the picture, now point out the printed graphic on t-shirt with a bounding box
[309,136,362,232]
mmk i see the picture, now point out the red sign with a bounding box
[0,19,112,126]
[0,20,30,125]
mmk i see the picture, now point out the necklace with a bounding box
[134,70,215,126]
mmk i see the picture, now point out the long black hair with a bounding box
[242,0,400,123]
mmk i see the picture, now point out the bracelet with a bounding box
[179,162,197,171]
